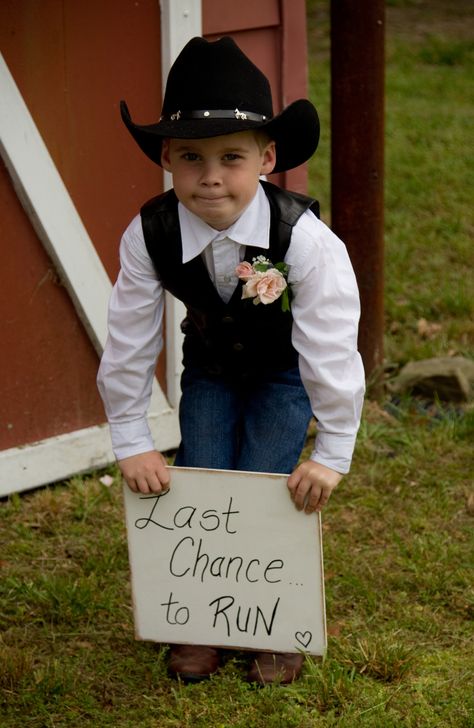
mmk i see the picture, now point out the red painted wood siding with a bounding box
[203,0,309,192]
[0,0,310,452]
[0,0,165,450]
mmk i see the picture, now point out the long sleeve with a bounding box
[97,215,165,460]
[97,191,364,469]
[287,210,365,473]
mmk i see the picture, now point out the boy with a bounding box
[97,36,365,684]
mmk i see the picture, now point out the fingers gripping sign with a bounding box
[118,450,171,495]
[287,461,343,514]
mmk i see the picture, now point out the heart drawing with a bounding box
[295,631,312,648]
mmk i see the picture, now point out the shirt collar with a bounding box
[178,183,270,263]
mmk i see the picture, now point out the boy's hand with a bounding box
[118,450,170,494]
[287,461,343,514]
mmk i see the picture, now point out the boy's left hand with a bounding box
[287,461,343,514]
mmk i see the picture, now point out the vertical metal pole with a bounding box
[330,1,385,379]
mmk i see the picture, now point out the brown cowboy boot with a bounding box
[168,644,220,682]
[246,651,304,685]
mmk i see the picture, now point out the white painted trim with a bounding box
[159,0,202,83]
[164,293,185,408]
[0,51,180,495]
[160,0,202,407]
[0,411,180,498]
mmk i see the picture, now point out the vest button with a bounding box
[222,315,234,324]
[233,342,244,352]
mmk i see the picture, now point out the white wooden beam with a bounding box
[160,0,202,407]
[160,0,202,83]
[0,409,180,498]
[0,52,111,356]
[0,51,180,495]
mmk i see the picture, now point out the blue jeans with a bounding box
[174,366,313,474]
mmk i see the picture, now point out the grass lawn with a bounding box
[1,2,473,726]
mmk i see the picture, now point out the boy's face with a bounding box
[161,131,276,230]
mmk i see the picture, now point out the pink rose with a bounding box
[255,269,287,305]
[241,272,263,299]
[235,261,255,281]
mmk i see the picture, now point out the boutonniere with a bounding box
[235,256,291,312]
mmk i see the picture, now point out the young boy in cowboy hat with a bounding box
[97,36,365,685]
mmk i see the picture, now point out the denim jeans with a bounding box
[174,366,313,474]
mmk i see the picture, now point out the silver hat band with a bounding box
[163,108,268,122]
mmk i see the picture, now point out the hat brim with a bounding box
[120,99,319,173]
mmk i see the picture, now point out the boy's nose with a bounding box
[200,161,222,185]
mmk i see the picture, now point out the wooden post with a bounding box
[330,1,385,380]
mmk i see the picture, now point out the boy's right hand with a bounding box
[118,450,170,494]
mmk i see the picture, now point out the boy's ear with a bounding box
[260,141,277,176]
[161,139,172,170]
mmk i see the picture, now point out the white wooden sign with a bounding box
[123,466,327,655]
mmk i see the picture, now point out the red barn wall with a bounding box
[0,0,309,453]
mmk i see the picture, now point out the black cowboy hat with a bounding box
[120,36,319,174]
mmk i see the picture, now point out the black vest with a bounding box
[140,181,319,380]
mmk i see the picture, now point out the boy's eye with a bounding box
[223,153,241,161]
[182,152,200,161]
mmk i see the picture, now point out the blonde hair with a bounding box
[253,129,274,152]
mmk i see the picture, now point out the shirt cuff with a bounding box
[109,419,156,461]
[310,431,358,474]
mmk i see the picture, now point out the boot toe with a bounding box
[168,644,220,682]
[246,652,304,685]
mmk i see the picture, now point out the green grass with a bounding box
[1,406,473,726]
[1,2,473,726]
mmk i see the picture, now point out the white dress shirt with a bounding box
[97,184,365,473]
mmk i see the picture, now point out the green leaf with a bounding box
[275,262,289,277]
[253,262,270,272]
[280,288,290,312]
